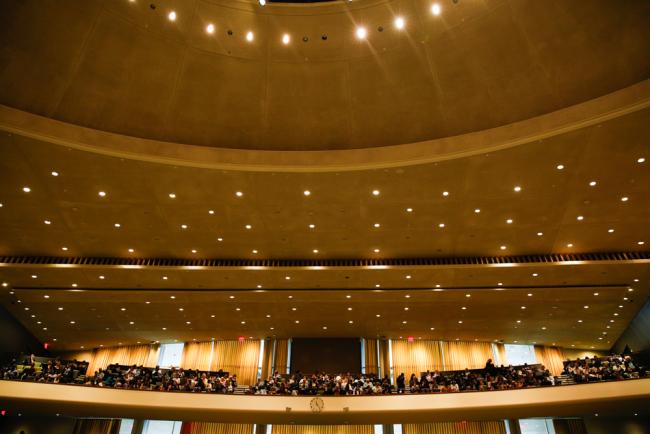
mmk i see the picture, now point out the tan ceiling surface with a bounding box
[1,0,649,150]
[0,97,649,350]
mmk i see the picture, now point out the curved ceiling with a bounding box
[1,0,649,150]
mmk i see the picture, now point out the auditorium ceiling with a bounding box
[0,0,649,353]
[1,0,649,150]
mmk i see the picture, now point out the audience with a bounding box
[563,354,646,383]
[2,353,646,396]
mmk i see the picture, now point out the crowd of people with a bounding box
[1,355,87,384]
[397,359,556,394]
[563,354,646,383]
[88,364,237,393]
[2,353,646,396]
[248,371,392,395]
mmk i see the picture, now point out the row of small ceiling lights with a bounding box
[128,0,443,43]
[12,157,646,256]
[4,282,636,350]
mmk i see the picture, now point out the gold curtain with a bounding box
[271,425,374,434]
[553,419,587,434]
[72,419,121,434]
[364,338,378,374]
[403,421,506,434]
[86,344,158,375]
[534,345,565,375]
[181,341,214,370]
[495,343,508,367]
[211,339,260,385]
[391,339,443,378]
[261,338,274,379]
[441,341,493,371]
[274,339,289,374]
[181,422,254,434]
[562,348,607,361]
[379,339,390,378]
[56,350,95,364]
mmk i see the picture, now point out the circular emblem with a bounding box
[309,397,324,413]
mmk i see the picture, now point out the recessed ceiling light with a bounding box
[513,186,521,192]
[541,326,547,330]
[506,218,513,224]
[245,224,252,230]
[500,245,507,250]
[128,248,134,253]
[303,190,311,196]
[431,3,441,15]
[58,307,63,311]
[577,319,582,323]
[372,189,380,196]
[373,223,380,228]
[633,278,639,282]
[638,241,645,245]
[465,294,471,298]
[181,224,188,229]
[474,209,481,213]
[461,306,466,310]
[168,193,176,199]
[70,321,76,324]
[252,249,258,254]
[497,282,503,286]
[206,23,215,34]
[170,295,176,299]
[322,326,328,330]
[405,275,411,280]
[556,164,564,170]
[532,273,538,277]
[44,220,51,225]
[608,228,615,233]
[394,16,405,29]
[168,11,176,21]
[31,275,37,279]
[282,33,290,45]
[308,224,315,229]
[98,191,106,197]
[457,320,462,324]
[527,293,533,297]
[628,287,634,292]
[313,249,319,254]
[129,321,135,325]
[246,31,254,42]
[373,248,380,253]
[621,196,629,202]
[99,275,105,280]
[584,305,589,309]
[51,171,59,177]
[285,276,291,280]
[356,27,367,39]
[577,215,584,221]
[442,191,449,197]
[217,237,223,242]
[589,181,597,186]
[162,276,168,280]
[520,306,526,310]
[406,208,413,213]
[375,284,381,288]
[288,295,293,299]
[22,187,31,193]
[61,247,68,251]
[638,157,646,163]
[438,223,445,228]
[257,284,263,289]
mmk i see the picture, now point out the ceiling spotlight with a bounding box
[356,27,367,39]
[303,190,311,196]
[638,241,645,245]
[206,23,215,34]
[567,243,573,248]
[373,223,380,228]
[168,193,176,199]
[577,215,584,221]
[589,181,597,186]
[373,248,380,253]
[621,196,629,202]
[431,3,441,15]
[372,189,380,196]
[259,0,266,5]
[23,186,31,193]
[537,232,543,236]
[114,223,121,228]
[506,218,513,224]
[44,220,51,225]
[245,224,252,230]
[442,191,449,197]
[180,224,188,229]
[638,157,646,163]
[556,164,564,170]
[513,186,521,192]
[406,208,413,212]
[128,248,134,253]
[98,191,106,197]
[235,191,243,197]
[246,31,254,42]
[394,16,405,29]
[500,245,507,250]
[282,33,290,45]
[474,209,481,213]
[168,11,176,21]
[608,228,615,233]
[438,223,445,228]
[308,224,315,229]
[312,249,319,254]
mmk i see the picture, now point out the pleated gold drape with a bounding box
[552,419,587,434]
[494,343,508,367]
[441,341,493,371]
[379,340,390,378]
[180,422,254,434]
[181,341,214,370]
[403,421,506,434]
[274,339,290,374]
[562,348,607,361]
[211,340,260,385]
[72,419,121,434]
[86,344,159,375]
[57,350,95,364]
[271,425,374,434]
[364,339,378,374]
[391,340,443,378]
[534,345,565,375]
[260,339,274,379]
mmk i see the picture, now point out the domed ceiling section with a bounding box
[1,0,649,150]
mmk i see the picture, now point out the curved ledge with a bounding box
[2,379,650,424]
[1,80,649,172]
